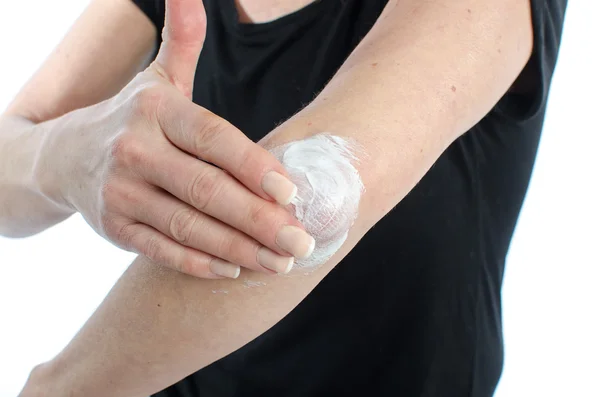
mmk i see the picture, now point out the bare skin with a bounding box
[234,0,317,23]
[8,0,536,396]
[1,0,315,279]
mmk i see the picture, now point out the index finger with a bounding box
[158,92,298,206]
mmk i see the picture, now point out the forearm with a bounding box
[23,253,336,397]
[0,115,74,238]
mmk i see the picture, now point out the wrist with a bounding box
[32,118,77,214]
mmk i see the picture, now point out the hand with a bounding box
[40,0,315,278]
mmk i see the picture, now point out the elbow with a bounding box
[269,134,365,270]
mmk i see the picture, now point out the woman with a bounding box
[1,0,566,396]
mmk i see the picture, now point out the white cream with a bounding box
[270,134,364,270]
[243,280,267,288]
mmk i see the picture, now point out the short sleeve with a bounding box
[495,0,568,121]
[131,0,165,39]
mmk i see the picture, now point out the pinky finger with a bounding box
[123,222,241,279]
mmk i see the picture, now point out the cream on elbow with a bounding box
[270,134,365,270]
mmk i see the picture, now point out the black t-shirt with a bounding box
[131,1,567,396]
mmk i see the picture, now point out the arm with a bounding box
[0,0,156,237]
[21,0,534,396]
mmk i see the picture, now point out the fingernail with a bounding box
[210,259,241,279]
[257,247,294,274]
[262,171,298,206]
[276,226,315,259]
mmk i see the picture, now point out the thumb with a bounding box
[152,0,207,99]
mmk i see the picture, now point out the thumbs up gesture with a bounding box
[50,0,314,278]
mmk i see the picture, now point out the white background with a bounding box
[0,1,598,396]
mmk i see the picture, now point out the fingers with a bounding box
[138,145,315,260]
[152,0,207,98]
[157,94,298,206]
[112,220,240,279]
[119,183,294,274]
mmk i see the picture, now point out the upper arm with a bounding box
[306,0,535,143]
[4,0,157,123]
[263,0,536,221]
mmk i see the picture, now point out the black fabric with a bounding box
[131,1,567,396]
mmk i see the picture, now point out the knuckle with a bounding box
[228,235,257,265]
[248,202,270,228]
[100,178,141,211]
[245,202,287,241]
[109,134,146,167]
[194,115,226,156]
[99,214,118,240]
[236,146,260,181]
[169,209,198,244]
[115,223,136,251]
[109,135,129,159]
[143,236,163,263]
[188,169,222,211]
[131,85,165,117]
[176,254,196,275]
[98,178,128,214]
[214,233,235,259]
[99,180,117,207]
